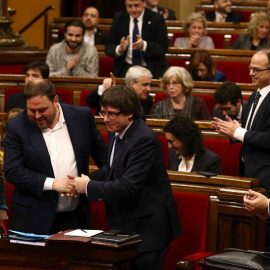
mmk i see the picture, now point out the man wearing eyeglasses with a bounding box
[212,49,270,251]
[73,85,181,270]
[213,81,247,121]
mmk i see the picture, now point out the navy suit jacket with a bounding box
[94,28,107,45]
[240,91,270,195]
[4,104,107,234]
[87,118,181,253]
[168,148,222,174]
[105,8,169,79]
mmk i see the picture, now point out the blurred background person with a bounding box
[151,66,211,119]
[0,171,8,227]
[163,115,222,173]
[81,7,107,45]
[144,0,176,20]
[173,12,215,49]
[232,12,270,50]
[206,0,243,23]
[213,81,247,121]
[187,49,226,82]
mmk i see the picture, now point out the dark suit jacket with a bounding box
[94,28,107,45]
[213,100,247,121]
[240,91,270,195]
[168,148,222,174]
[87,118,181,253]
[231,34,268,50]
[206,11,243,23]
[157,6,177,20]
[105,8,169,79]
[86,88,153,115]
[4,104,108,234]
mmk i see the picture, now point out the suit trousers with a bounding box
[131,246,169,270]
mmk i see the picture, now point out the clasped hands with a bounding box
[52,174,90,198]
[212,115,240,138]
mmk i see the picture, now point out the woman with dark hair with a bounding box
[163,115,222,173]
[187,49,226,82]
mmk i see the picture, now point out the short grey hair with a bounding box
[125,66,153,85]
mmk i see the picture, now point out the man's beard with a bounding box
[65,39,82,50]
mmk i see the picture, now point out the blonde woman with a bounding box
[173,12,215,49]
[232,12,270,50]
[151,66,211,119]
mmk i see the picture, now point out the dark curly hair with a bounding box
[163,115,204,158]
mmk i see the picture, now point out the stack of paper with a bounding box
[8,230,50,246]
[64,229,103,238]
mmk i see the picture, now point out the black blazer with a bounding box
[94,28,107,45]
[87,119,181,253]
[105,8,169,79]
[206,11,243,23]
[241,91,270,195]
[168,148,222,174]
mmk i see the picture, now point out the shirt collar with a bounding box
[116,121,133,139]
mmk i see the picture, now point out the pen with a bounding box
[81,229,87,233]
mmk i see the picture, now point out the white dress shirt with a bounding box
[42,105,79,212]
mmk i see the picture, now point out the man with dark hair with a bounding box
[213,81,247,121]
[105,0,169,79]
[46,19,99,77]
[73,85,181,270]
[5,61,50,112]
[81,7,107,45]
[145,0,176,20]
[4,79,107,235]
[206,0,243,23]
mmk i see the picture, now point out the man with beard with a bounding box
[213,81,247,121]
[206,0,243,23]
[46,19,99,77]
[4,79,107,234]
[81,7,107,45]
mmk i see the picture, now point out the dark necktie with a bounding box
[132,18,142,66]
[246,91,261,130]
[111,135,121,166]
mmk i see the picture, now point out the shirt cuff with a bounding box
[97,85,106,96]
[85,179,91,197]
[116,45,123,56]
[233,126,247,142]
[142,41,147,51]
[43,177,55,191]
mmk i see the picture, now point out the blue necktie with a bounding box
[132,18,142,66]
[246,91,261,130]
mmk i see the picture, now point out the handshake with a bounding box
[52,174,90,198]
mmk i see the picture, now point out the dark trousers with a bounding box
[49,206,87,235]
[132,246,169,270]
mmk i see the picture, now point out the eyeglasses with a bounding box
[99,110,122,119]
[165,82,180,87]
[248,66,270,74]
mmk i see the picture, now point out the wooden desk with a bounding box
[0,237,141,270]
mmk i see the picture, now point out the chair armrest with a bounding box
[176,251,216,270]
